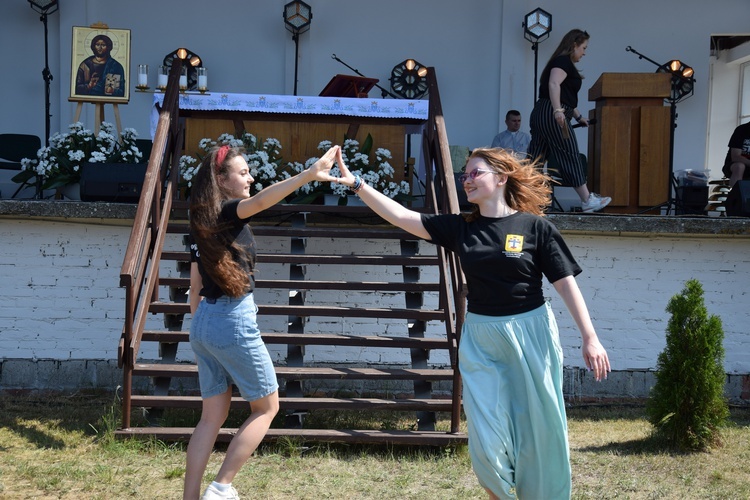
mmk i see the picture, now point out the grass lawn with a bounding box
[0,393,748,499]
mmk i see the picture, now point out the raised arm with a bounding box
[552,275,610,381]
[333,148,431,240]
[236,146,342,218]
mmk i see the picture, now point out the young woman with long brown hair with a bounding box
[185,144,340,500]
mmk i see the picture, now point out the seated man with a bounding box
[723,121,750,187]
[491,109,530,158]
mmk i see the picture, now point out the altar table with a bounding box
[151,92,429,185]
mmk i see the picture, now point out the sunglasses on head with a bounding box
[459,168,496,184]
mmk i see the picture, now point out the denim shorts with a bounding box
[190,293,278,401]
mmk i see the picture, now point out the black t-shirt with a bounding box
[724,122,750,167]
[539,55,582,109]
[189,199,256,299]
[421,212,581,316]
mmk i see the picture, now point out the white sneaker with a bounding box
[201,483,240,500]
[581,193,611,213]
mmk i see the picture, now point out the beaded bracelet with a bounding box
[351,175,364,193]
[553,107,565,114]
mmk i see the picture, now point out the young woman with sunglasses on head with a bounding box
[185,144,341,500]
[329,146,610,499]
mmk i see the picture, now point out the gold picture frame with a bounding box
[69,26,130,103]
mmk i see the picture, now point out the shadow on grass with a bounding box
[0,390,118,450]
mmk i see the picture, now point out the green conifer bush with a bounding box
[646,279,729,451]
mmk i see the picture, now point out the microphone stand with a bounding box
[331,54,400,99]
[626,46,682,215]
[625,45,664,70]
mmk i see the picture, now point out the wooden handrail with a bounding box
[423,67,467,434]
[118,59,184,429]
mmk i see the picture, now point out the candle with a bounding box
[137,64,148,89]
[197,67,208,92]
[157,65,168,90]
[179,67,188,90]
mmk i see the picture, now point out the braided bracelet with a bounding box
[351,175,364,193]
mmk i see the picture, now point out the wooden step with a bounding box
[133,363,454,381]
[167,224,420,240]
[142,330,450,349]
[160,251,439,266]
[159,277,440,292]
[115,427,467,446]
[148,302,447,321]
[130,394,454,412]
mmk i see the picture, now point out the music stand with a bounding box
[319,74,379,98]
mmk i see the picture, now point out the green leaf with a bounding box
[361,133,373,155]
[11,169,37,183]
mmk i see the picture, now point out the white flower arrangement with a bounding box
[179,132,289,196]
[180,132,412,205]
[311,136,411,203]
[14,122,143,191]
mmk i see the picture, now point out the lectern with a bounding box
[319,74,379,98]
[587,73,671,213]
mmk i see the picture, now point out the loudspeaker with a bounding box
[676,186,708,215]
[80,162,148,202]
[725,180,750,217]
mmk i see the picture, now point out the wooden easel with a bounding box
[73,101,123,138]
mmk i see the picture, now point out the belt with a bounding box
[204,292,252,304]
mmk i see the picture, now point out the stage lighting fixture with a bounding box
[389,59,429,99]
[658,59,695,102]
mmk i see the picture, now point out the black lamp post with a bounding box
[28,0,59,147]
[283,1,312,96]
[523,8,552,104]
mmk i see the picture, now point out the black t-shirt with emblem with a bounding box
[189,199,256,299]
[421,212,581,316]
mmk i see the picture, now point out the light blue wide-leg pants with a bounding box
[460,302,571,499]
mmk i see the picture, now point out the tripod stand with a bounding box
[626,46,695,215]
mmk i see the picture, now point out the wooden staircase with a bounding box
[115,59,467,446]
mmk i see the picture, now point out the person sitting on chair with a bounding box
[491,110,531,158]
[723,121,750,187]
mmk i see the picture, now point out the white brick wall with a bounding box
[1,219,748,389]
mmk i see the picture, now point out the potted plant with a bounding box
[13,121,142,200]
